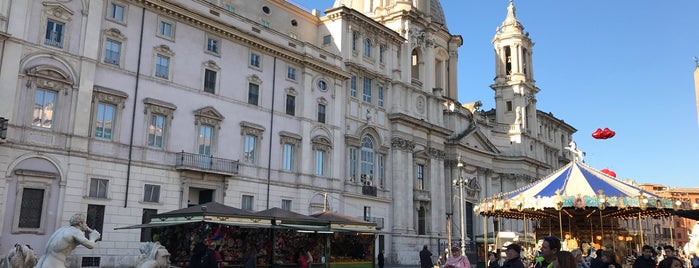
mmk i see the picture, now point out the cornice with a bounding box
[127,0,349,80]
[323,6,404,44]
[387,112,451,136]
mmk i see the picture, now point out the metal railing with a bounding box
[175,151,239,175]
[362,185,377,197]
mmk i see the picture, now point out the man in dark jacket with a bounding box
[420,245,433,268]
[658,245,677,268]
[633,245,656,268]
[501,244,525,268]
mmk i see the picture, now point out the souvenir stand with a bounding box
[474,160,682,266]
[116,202,377,268]
[310,211,377,268]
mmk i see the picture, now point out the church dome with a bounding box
[332,0,447,27]
[430,0,446,27]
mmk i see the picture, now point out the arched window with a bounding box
[360,137,375,186]
[411,49,420,80]
[364,38,372,58]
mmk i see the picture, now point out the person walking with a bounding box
[421,245,434,268]
[444,246,471,268]
[378,250,385,268]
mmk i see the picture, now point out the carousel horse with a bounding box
[136,242,171,268]
[0,243,38,268]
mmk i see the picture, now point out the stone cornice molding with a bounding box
[143,97,177,117]
[127,0,349,80]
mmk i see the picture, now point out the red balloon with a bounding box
[600,168,617,178]
[592,127,616,139]
[592,128,603,139]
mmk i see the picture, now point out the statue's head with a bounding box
[69,213,87,228]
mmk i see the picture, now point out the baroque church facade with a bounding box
[0,0,575,266]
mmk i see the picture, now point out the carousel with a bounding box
[474,145,687,262]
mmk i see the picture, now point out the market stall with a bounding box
[116,202,377,268]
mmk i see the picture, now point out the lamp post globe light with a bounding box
[453,160,468,255]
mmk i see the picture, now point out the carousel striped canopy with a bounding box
[505,160,658,200]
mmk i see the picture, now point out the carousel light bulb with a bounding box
[642,198,648,204]
[675,200,682,206]
[693,203,698,209]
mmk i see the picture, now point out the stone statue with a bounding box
[684,222,699,257]
[136,242,171,268]
[35,213,101,268]
[0,243,37,268]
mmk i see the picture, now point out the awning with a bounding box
[329,223,377,234]
[114,220,197,230]
[277,224,333,233]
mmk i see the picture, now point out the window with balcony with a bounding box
[198,125,214,155]
[45,19,65,48]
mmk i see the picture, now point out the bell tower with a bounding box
[490,0,540,143]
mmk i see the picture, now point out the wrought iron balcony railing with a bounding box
[175,151,239,175]
[362,185,377,197]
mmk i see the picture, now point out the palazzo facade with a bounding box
[0,0,575,266]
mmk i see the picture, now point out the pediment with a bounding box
[194,106,224,121]
[462,127,500,154]
[43,2,74,21]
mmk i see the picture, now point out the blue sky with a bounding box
[291,1,699,188]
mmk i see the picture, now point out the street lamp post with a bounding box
[454,160,467,255]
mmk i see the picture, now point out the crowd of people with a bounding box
[478,235,699,268]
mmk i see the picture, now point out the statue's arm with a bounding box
[74,229,100,249]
